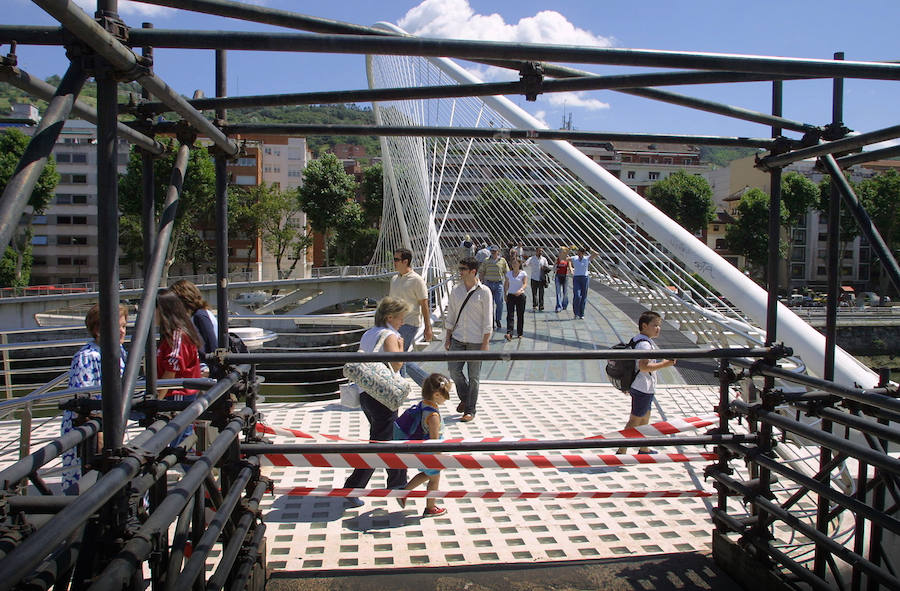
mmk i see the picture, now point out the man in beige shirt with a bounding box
[445,256,493,422]
[390,248,433,383]
[479,245,509,330]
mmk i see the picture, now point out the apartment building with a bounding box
[2,108,130,286]
[706,154,886,291]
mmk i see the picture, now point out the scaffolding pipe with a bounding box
[0,63,86,264]
[121,142,190,425]
[88,412,251,591]
[758,123,900,170]
[133,70,811,115]
[0,65,162,154]
[0,369,244,589]
[30,0,238,157]
[820,153,900,296]
[836,142,900,167]
[0,420,100,487]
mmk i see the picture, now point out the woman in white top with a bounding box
[504,257,528,340]
[342,296,411,500]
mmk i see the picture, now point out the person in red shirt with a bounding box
[156,288,202,401]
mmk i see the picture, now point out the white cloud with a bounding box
[532,110,549,128]
[399,0,613,47]
[73,0,176,18]
[544,92,610,111]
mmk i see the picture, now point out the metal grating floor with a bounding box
[258,381,725,572]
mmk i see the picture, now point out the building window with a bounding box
[32,215,48,225]
[793,229,806,242]
[640,157,650,163]
[72,174,87,184]
[663,157,672,164]
[236,157,256,167]
[56,153,71,163]
[626,171,635,179]
[712,225,719,232]
[843,250,853,260]
[817,266,827,276]
[273,167,280,173]
[56,194,72,204]
[715,238,725,250]
[32,235,48,246]
[235,175,256,185]
[73,216,87,224]
[841,266,853,276]
[791,247,805,261]
[648,172,660,180]
[32,257,46,266]
[72,257,88,266]
[817,233,828,242]
[57,215,72,224]
[288,169,301,177]
[57,256,72,265]
[57,235,88,245]
[73,195,88,204]
[264,148,272,155]
[790,264,805,278]
[72,153,87,163]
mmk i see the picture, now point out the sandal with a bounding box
[422,506,446,517]
[504,333,512,341]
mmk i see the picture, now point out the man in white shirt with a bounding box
[445,256,493,422]
[390,248,433,383]
[475,242,491,263]
[524,246,549,311]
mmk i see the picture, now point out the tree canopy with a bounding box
[360,163,384,226]
[118,139,216,278]
[858,169,900,294]
[646,170,714,235]
[0,128,59,287]
[724,188,788,277]
[296,153,358,266]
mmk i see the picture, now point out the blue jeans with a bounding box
[485,280,504,327]
[555,275,569,311]
[572,275,589,318]
[343,392,407,489]
[448,339,482,415]
[397,323,426,385]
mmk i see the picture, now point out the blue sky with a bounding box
[6,0,900,148]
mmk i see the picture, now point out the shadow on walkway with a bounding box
[268,551,739,590]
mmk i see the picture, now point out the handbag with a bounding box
[342,329,411,411]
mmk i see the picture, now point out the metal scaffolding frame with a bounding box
[0,0,898,589]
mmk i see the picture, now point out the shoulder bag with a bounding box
[342,328,411,411]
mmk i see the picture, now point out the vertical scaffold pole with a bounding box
[141,21,158,400]
[215,48,230,348]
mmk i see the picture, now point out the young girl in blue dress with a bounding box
[398,373,452,517]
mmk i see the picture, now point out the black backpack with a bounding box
[605,335,650,392]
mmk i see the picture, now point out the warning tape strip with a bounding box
[256,414,719,444]
[260,451,718,470]
[274,486,714,499]
[590,414,719,440]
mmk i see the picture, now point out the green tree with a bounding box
[646,170,714,235]
[238,183,313,279]
[0,129,59,287]
[332,200,372,265]
[118,139,216,279]
[296,153,358,266]
[724,188,788,278]
[858,169,900,295]
[360,163,384,226]
[474,178,537,246]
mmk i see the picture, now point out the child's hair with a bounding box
[638,310,662,331]
[170,279,208,312]
[85,303,129,339]
[157,288,202,346]
[422,373,452,401]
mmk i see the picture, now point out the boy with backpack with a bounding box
[394,373,453,517]
[615,311,675,454]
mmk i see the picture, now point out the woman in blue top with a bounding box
[399,373,452,517]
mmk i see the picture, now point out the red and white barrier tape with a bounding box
[261,451,718,470]
[274,486,714,499]
[256,414,718,444]
[589,414,719,440]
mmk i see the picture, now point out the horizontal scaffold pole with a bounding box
[222,345,778,365]
[145,122,774,148]
[5,24,897,80]
[131,70,814,114]
[29,1,239,157]
[757,123,900,169]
